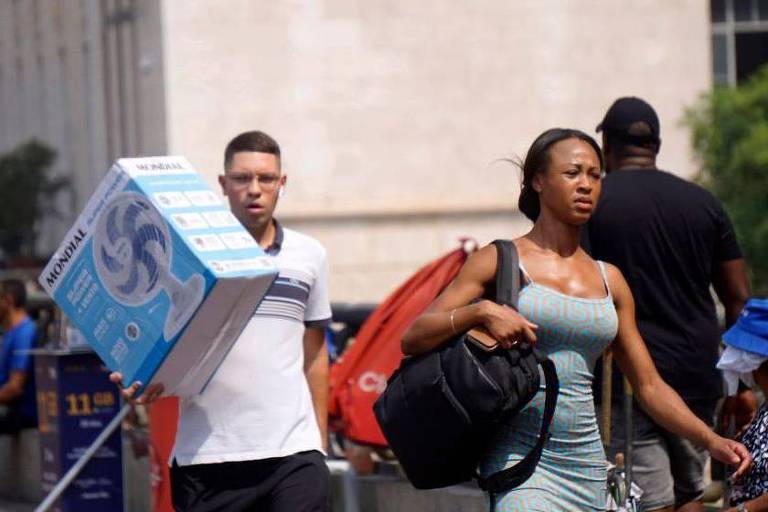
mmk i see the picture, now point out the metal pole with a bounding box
[326,460,361,512]
[623,376,634,508]
[35,404,130,512]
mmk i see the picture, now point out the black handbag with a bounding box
[373,239,559,494]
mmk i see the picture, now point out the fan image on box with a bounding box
[93,192,205,341]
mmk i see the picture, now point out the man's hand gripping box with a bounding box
[39,156,278,397]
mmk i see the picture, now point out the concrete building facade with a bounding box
[0,0,712,302]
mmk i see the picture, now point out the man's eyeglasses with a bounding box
[226,172,282,191]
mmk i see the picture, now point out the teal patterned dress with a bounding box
[480,261,619,511]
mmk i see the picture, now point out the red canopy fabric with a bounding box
[329,241,475,446]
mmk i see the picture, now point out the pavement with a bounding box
[0,485,727,512]
[0,499,34,512]
[0,498,726,512]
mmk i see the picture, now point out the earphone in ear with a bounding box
[278,186,285,198]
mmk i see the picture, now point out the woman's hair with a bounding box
[517,128,603,221]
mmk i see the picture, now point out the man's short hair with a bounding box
[597,96,661,153]
[1,279,27,308]
[224,131,281,171]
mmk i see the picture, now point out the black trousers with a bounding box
[0,406,36,435]
[170,451,330,512]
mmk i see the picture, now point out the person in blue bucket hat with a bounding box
[725,299,768,356]
[720,298,768,512]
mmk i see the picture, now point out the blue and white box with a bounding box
[39,156,278,397]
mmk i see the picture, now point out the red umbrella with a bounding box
[329,240,476,446]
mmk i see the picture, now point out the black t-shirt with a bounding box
[585,168,742,405]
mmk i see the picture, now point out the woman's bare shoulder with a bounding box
[510,235,541,260]
[600,261,626,284]
[462,243,498,282]
[598,261,633,302]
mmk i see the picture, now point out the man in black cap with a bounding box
[585,97,754,512]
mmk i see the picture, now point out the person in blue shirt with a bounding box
[0,279,37,433]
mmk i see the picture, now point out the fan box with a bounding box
[39,156,278,397]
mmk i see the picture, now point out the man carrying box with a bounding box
[113,130,332,512]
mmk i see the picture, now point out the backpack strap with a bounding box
[479,240,559,494]
[491,239,519,309]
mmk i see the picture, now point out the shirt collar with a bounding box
[264,219,284,256]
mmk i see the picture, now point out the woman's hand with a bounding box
[704,431,752,480]
[479,300,538,348]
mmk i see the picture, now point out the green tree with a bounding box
[0,140,68,260]
[686,65,768,296]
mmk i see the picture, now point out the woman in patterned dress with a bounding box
[727,365,768,512]
[402,128,751,511]
[726,302,768,512]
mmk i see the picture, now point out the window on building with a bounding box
[711,0,768,85]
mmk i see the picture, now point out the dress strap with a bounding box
[597,261,612,298]
[518,259,534,284]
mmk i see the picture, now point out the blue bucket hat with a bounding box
[723,298,768,357]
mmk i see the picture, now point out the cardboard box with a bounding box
[39,156,278,397]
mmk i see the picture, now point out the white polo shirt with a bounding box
[172,222,331,466]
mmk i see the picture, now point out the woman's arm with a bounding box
[606,264,751,479]
[401,244,538,355]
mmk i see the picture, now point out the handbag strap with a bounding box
[479,359,558,494]
[479,240,560,495]
[491,239,520,309]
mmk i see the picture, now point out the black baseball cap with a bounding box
[596,97,660,144]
